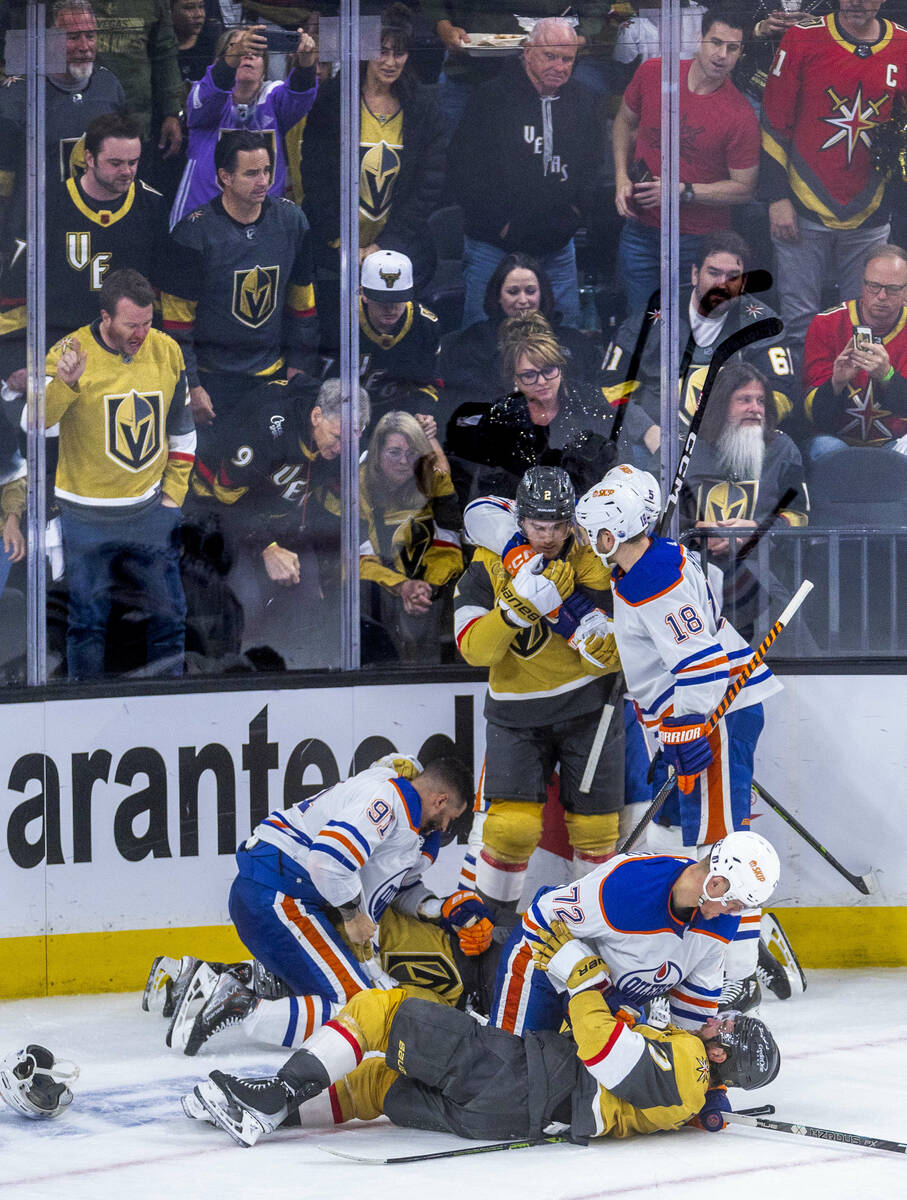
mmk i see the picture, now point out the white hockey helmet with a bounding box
[603,463,662,531]
[700,832,780,909]
[0,1045,79,1119]
[575,481,650,562]
[463,495,518,555]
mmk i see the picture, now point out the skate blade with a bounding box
[142,955,180,1015]
[166,963,217,1050]
[195,1078,266,1148]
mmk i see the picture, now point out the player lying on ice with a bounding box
[182,921,780,1148]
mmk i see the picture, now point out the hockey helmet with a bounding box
[603,463,662,531]
[575,480,650,562]
[515,467,575,524]
[700,831,780,909]
[710,1013,781,1090]
[0,1045,79,1119]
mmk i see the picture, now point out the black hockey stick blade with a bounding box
[318,1133,573,1164]
[751,780,876,894]
[724,1110,907,1154]
[658,315,783,536]
[738,1105,776,1117]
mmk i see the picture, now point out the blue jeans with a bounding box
[617,218,702,315]
[61,501,185,680]
[461,235,581,330]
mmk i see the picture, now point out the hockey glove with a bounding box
[532,921,611,996]
[373,753,423,780]
[439,890,495,957]
[659,713,714,793]
[688,1086,731,1132]
[578,632,620,675]
[512,555,574,616]
[567,607,612,651]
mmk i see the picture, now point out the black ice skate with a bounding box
[755,938,792,999]
[167,963,257,1055]
[195,1071,301,1148]
[717,973,761,1014]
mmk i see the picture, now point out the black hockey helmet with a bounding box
[515,467,575,524]
[711,1013,780,1090]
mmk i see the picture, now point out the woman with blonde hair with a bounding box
[360,410,463,662]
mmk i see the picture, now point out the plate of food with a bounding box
[464,32,525,53]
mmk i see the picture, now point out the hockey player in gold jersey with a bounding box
[453,466,623,908]
[184,921,779,1147]
[47,268,195,679]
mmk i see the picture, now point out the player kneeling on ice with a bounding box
[575,476,784,1010]
[183,922,779,1149]
[0,1046,79,1119]
[160,754,484,1055]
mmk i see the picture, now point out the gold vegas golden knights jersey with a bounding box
[45,322,195,511]
[359,466,463,593]
[454,543,614,728]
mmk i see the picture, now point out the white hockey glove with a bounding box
[512,555,574,616]
[567,608,613,651]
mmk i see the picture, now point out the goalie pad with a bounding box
[760,910,807,995]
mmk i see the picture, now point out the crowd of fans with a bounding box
[1,0,906,680]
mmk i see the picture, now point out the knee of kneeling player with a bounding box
[564,810,620,859]
[332,1057,398,1123]
[483,800,545,863]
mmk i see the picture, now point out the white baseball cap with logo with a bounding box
[360,249,414,302]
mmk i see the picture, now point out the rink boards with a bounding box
[0,675,904,997]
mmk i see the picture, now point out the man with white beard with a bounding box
[679,360,808,637]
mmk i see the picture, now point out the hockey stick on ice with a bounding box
[751,780,877,895]
[317,1106,778,1164]
[616,580,813,853]
[723,1110,907,1154]
[657,315,783,538]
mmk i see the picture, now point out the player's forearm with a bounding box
[44,375,79,426]
[455,607,518,665]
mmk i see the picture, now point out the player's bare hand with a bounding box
[343,910,377,945]
[56,336,87,387]
[399,578,433,614]
[769,198,799,242]
[262,543,300,585]
[2,513,25,563]
[295,29,317,67]
[4,367,27,394]
[189,385,215,425]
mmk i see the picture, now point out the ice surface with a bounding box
[1,969,905,1200]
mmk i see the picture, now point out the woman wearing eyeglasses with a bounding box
[463,312,650,500]
[359,411,464,662]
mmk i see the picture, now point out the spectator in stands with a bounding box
[734,2,831,113]
[454,312,645,501]
[760,1,907,356]
[802,243,907,457]
[325,249,442,431]
[44,268,195,680]
[601,232,794,461]
[448,17,606,332]
[0,1,125,239]
[162,129,319,444]
[439,252,603,414]
[169,22,316,225]
[0,413,26,597]
[612,6,759,314]
[0,111,169,378]
[360,410,463,662]
[681,360,808,635]
[301,3,445,319]
[185,375,370,669]
[170,0,222,84]
[90,0,184,159]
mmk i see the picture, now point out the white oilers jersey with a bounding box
[611,536,781,729]
[522,854,739,1029]
[252,765,439,919]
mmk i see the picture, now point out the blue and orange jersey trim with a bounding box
[390,776,422,832]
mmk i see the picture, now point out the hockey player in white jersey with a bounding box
[165,755,484,1054]
[491,832,779,1036]
[574,476,783,1000]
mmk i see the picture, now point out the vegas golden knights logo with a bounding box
[699,479,758,523]
[512,619,550,659]
[360,142,401,221]
[397,517,432,577]
[383,951,461,996]
[105,390,163,470]
[232,265,279,329]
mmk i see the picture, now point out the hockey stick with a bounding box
[658,315,783,538]
[723,1110,907,1154]
[318,1105,779,1164]
[751,780,877,895]
[616,580,813,853]
[579,671,621,793]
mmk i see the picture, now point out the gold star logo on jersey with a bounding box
[232,264,279,329]
[700,479,758,522]
[821,84,888,164]
[359,141,401,220]
[105,390,163,470]
[696,1054,710,1083]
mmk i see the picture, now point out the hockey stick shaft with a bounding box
[658,316,783,538]
[617,581,812,853]
[751,779,874,894]
[723,1110,907,1153]
[579,670,622,794]
[321,1134,572,1164]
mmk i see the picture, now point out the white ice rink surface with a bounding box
[1,970,905,1200]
